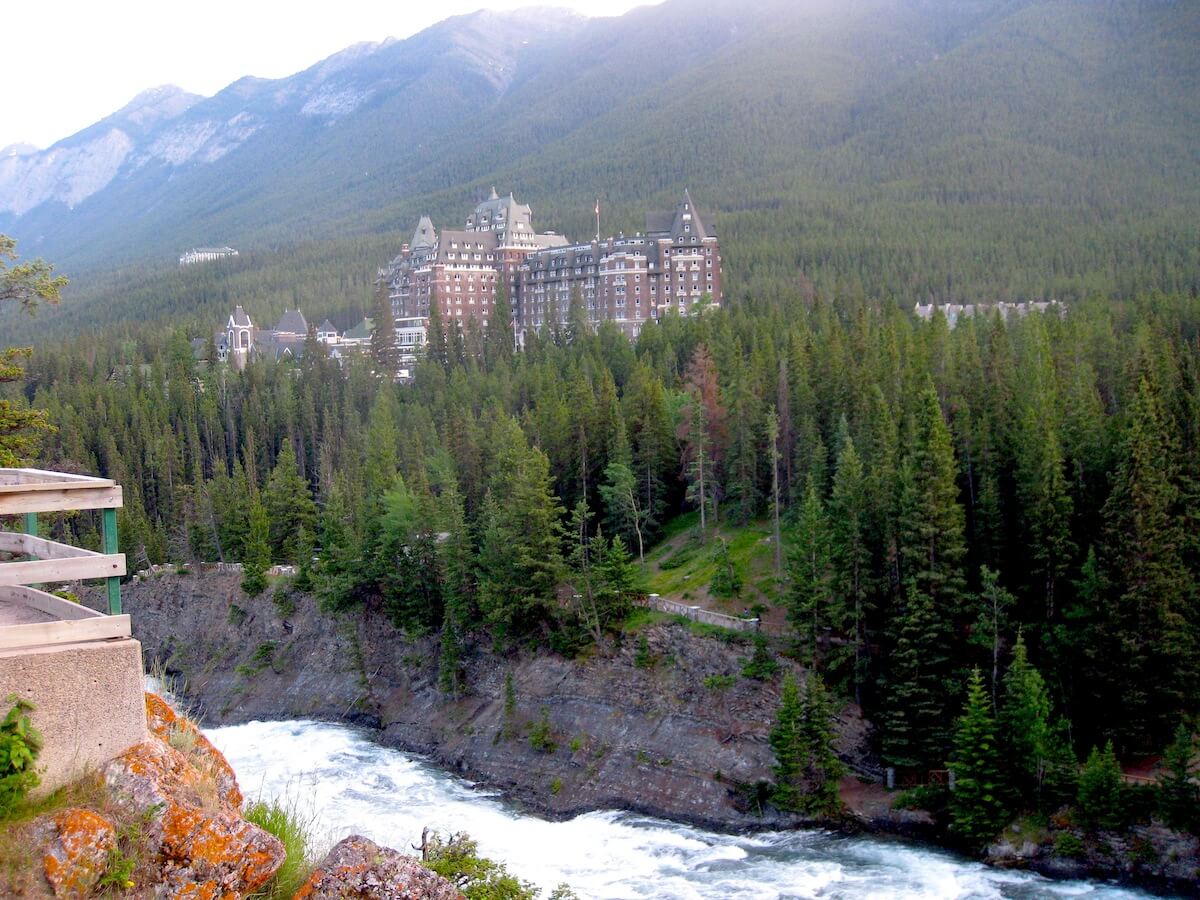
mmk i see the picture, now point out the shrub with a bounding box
[529,709,557,754]
[703,674,736,690]
[709,540,742,598]
[634,633,653,669]
[424,831,541,898]
[1053,832,1085,858]
[741,633,778,681]
[550,777,563,795]
[243,796,319,899]
[0,697,42,817]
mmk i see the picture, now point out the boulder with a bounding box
[295,835,464,899]
[144,692,243,808]
[97,694,285,898]
[39,808,117,897]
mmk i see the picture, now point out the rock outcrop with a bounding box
[38,808,117,897]
[117,572,874,832]
[17,692,285,898]
[988,823,1200,897]
[295,835,463,900]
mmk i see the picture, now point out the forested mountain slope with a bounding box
[3,0,1198,342]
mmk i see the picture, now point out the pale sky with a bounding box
[4,0,656,150]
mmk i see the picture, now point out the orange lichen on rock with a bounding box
[295,835,464,900]
[39,807,116,898]
[145,692,243,808]
[99,698,284,898]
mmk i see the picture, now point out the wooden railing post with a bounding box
[103,507,121,615]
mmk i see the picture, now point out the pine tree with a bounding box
[830,436,869,703]
[484,280,515,367]
[999,632,1051,809]
[724,346,761,524]
[1101,375,1196,748]
[241,497,271,597]
[882,591,947,770]
[371,286,399,377]
[425,300,448,371]
[1077,741,1123,831]
[1040,717,1079,813]
[972,567,1015,703]
[787,483,834,672]
[264,441,317,563]
[769,672,843,815]
[769,673,808,812]
[599,461,646,562]
[766,405,783,578]
[947,668,1011,851]
[885,386,965,769]
[476,427,565,643]
[1157,724,1198,832]
[0,236,65,465]
[798,674,844,815]
[314,480,364,612]
[679,344,726,533]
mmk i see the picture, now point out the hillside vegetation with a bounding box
[4,0,1200,342]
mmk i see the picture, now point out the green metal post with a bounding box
[103,507,121,615]
[23,512,37,558]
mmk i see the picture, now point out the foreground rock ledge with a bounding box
[296,835,463,900]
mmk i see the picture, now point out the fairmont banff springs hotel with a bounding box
[377,189,722,344]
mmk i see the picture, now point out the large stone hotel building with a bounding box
[377,189,722,343]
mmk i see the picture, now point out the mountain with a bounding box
[3,0,1198,341]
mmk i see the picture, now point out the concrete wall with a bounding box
[641,595,760,632]
[0,638,148,795]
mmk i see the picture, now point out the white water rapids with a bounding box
[205,718,1154,900]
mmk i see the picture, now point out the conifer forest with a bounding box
[7,280,1200,835]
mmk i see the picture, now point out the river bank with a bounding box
[98,573,1196,896]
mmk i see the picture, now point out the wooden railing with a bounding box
[0,468,127,650]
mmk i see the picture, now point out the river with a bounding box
[205,718,1154,899]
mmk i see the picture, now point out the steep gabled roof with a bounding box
[317,319,337,334]
[646,190,715,241]
[411,216,436,251]
[275,309,309,335]
[228,305,253,328]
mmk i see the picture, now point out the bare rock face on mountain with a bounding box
[296,835,464,900]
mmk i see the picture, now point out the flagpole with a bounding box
[595,198,600,243]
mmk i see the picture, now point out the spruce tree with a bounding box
[241,497,271,597]
[830,436,869,703]
[769,672,808,812]
[264,441,317,564]
[1077,741,1123,831]
[371,286,399,377]
[947,668,1010,851]
[1157,724,1198,832]
[787,483,834,672]
[0,236,65,465]
[1101,376,1196,748]
[798,674,844,816]
[1040,717,1079,813]
[723,346,761,524]
[999,632,1051,809]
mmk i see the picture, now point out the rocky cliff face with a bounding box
[113,572,873,832]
